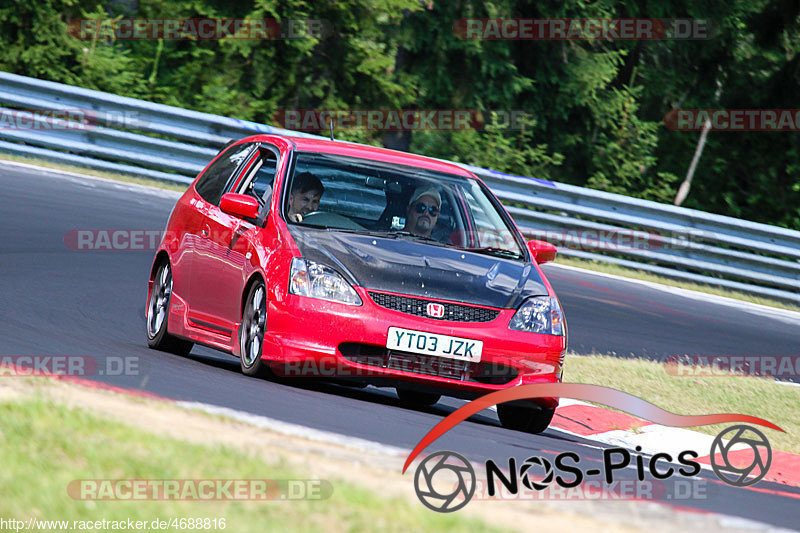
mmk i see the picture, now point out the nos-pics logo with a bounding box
[404,384,781,512]
[413,425,772,512]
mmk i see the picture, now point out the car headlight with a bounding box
[289,258,362,305]
[509,296,565,335]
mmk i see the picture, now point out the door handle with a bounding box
[201,225,210,238]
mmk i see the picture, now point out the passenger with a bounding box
[287,172,324,222]
[403,186,441,237]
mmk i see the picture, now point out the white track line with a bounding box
[177,401,408,457]
[544,262,800,325]
[0,159,182,200]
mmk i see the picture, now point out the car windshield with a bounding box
[284,152,525,258]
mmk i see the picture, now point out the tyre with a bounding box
[396,387,441,407]
[146,261,193,356]
[497,403,555,434]
[239,280,270,377]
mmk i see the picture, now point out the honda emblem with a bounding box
[426,302,445,318]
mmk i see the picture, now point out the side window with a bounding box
[283,160,387,229]
[236,147,280,224]
[195,143,254,205]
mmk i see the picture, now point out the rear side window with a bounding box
[195,143,254,205]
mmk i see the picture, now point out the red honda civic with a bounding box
[146,134,566,433]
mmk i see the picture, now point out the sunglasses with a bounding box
[412,202,440,216]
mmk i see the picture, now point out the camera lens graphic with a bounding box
[413,451,476,512]
[710,425,772,487]
[520,456,554,491]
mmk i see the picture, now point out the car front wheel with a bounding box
[497,403,555,434]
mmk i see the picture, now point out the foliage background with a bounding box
[1,0,798,229]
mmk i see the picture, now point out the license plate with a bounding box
[386,327,482,362]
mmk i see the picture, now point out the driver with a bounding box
[403,186,441,237]
[287,172,324,222]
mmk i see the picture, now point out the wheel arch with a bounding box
[150,250,171,281]
[241,271,267,319]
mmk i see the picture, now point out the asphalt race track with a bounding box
[2,163,799,529]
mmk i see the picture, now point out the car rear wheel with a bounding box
[146,261,193,356]
[497,403,555,434]
[240,280,270,377]
[396,387,441,407]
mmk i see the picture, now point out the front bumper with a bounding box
[261,287,565,408]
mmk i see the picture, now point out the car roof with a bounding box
[244,134,476,178]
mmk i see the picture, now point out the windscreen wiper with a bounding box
[458,246,523,259]
[329,228,400,238]
[390,231,442,243]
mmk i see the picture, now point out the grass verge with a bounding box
[553,256,800,314]
[564,353,800,454]
[0,395,496,533]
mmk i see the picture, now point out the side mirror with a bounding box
[527,239,557,264]
[220,193,259,220]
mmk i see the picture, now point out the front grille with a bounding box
[339,343,518,384]
[368,292,500,322]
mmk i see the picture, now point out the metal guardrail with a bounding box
[0,71,798,305]
[464,166,800,304]
[0,71,318,180]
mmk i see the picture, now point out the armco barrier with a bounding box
[0,71,798,305]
